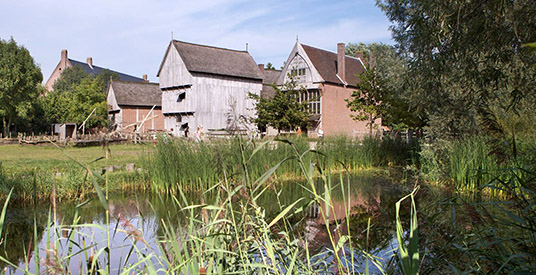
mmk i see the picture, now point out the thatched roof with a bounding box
[301,44,365,87]
[162,40,263,80]
[261,69,282,98]
[110,80,161,107]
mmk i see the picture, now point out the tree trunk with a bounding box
[2,117,6,138]
[369,113,373,136]
[1,116,11,138]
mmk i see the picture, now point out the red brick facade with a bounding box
[116,107,165,132]
[320,83,381,137]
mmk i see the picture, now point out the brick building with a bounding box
[45,49,146,91]
[106,80,165,133]
[277,41,382,137]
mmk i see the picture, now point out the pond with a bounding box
[0,171,408,274]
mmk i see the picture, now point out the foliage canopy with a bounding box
[0,37,43,136]
[249,78,310,133]
[377,0,536,139]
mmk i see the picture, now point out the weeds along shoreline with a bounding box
[0,135,535,273]
[0,135,421,274]
[0,135,419,202]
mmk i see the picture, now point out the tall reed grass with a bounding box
[0,164,149,202]
[0,136,421,274]
[143,135,417,193]
[419,136,511,196]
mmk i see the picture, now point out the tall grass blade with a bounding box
[267,198,303,229]
[395,186,420,275]
[0,188,12,243]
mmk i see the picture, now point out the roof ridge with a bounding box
[111,80,159,85]
[69,58,108,71]
[300,43,356,59]
[173,40,249,54]
[68,58,144,81]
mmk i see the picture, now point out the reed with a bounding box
[417,135,533,196]
[0,136,409,274]
[143,135,417,193]
[0,165,150,202]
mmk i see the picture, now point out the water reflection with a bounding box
[0,173,405,273]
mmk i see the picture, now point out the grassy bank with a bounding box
[0,144,154,201]
[0,137,418,274]
[0,144,151,173]
[0,136,416,201]
[1,135,535,273]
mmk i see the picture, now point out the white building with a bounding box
[157,40,263,136]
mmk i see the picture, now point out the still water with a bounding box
[0,173,406,274]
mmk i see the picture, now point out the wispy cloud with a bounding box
[0,0,392,82]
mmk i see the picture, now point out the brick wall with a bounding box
[120,106,166,132]
[320,83,381,138]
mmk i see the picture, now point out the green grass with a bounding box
[0,137,402,274]
[0,143,153,173]
[0,144,154,201]
[0,135,417,202]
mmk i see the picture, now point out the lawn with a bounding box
[0,143,154,173]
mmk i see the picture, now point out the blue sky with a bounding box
[0,0,393,83]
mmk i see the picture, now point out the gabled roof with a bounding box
[261,69,281,98]
[69,59,144,83]
[158,40,263,81]
[301,44,365,87]
[109,81,161,107]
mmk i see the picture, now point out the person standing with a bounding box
[195,127,201,142]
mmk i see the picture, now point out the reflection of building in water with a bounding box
[304,184,387,251]
[307,185,382,225]
[308,201,320,218]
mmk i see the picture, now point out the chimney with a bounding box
[60,49,68,67]
[143,74,148,82]
[355,51,364,61]
[337,43,346,83]
[61,49,68,62]
[258,64,264,75]
[368,53,376,68]
[86,57,93,68]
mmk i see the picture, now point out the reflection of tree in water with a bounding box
[348,194,398,252]
[0,207,46,271]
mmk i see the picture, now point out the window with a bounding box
[177,92,186,102]
[291,68,306,76]
[299,89,321,115]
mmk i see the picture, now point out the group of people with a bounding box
[168,126,324,140]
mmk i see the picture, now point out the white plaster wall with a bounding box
[284,54,314,85]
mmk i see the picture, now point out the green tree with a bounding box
[345,42,425,131]
[51,65,88,93]
[0,37,43,137]
[265,63,275,70]
[42,67,118,129]
[249,78,309,134]
[68,77,108,129]
[346,64,384,135]
[377,0,536,139]
[345,42,368,58]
